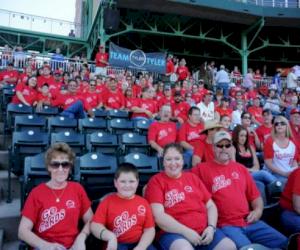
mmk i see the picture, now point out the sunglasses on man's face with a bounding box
[49,161,72,169]
[215,143,232,149]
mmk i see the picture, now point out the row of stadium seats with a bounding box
[21,152,159,207]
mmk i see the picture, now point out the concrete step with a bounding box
[0,171,20,202]
[3,241,20,250]
[0,151,9,171]
[0,198,21,242]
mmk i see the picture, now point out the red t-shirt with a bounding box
[256,125,272,145]
[177,121,204,148]
[92,193,154,244]
[191,160,260,227]
[215,107,233,118]
[145,172,211,234]
[21,182,91,249]
[158,96,175,109]
[84,91,101,109]
[171,102,190,122]
[0,69,19,84]
[12,83,38,105]
[37,75,56,89]
[148,121,177,148]
[193,139,214,162]
[280,168,300,211]
[51,92,91,111]
[176,66,190,81]
[95,52,109,67]
[248,106,263,124]
[102,89,125,109]
[125,97,139,110]
[166,59,175,74]
[131,98,158,119]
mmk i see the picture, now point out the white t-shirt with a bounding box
[197,101,215,121]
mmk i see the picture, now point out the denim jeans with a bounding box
[117,242,157,250]
[217,82,229,98]
[183,149,193,169]
[221,220,287,249]
[251,170,277,185]
[281,209,300,234]
[61,100,86,119]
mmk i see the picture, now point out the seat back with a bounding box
[79,152,117,200]
[108,118,134,135]
[35,105,59,118]
[134,118,152,135]
[93,108,109,119]
[120,153,159,195]
[78,117,107,134]
[120,132,149,155]
[87,132,119,154]
[11,131,49,175]
[51,132,85,156]
[6,103,33,132]
[107,109,129,119]
[14,114,47,132]
[48,116,78,133]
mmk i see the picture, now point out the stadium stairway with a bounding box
[0,118,21,250]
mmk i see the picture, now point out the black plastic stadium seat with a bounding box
[86,131,119,154]
[78,117,107,134]
[48,116,78,133]
[120,132,150,155]
[14,114,47,132]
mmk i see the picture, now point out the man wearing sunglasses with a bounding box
[192,131,287,249]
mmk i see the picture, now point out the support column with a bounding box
[241,33,248,76]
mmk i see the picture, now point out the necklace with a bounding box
[49,183,67,203]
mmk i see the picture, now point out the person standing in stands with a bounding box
[197,91,218,122]
[148,105,177,157]
[51,48,64,71]
[215,65,230,98]
[95,45,109,76]
[18,143,93,250]
[192,130,288,249]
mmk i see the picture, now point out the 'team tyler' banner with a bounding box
[109,43,166,74]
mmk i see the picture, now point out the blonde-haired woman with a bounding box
[263,115,298,184]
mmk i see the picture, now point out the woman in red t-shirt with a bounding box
[12,76,38,106]
[145,143,236,250]
[18,143,93,250]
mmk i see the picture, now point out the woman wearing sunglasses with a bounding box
[263,115,298,184]
[18,143,93,250]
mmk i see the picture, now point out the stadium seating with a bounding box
[134,118,152,135]
[120,132,150,155]
[51,131,85,156]
[34,105,59,118]
[107,109,129,119]
[108,118,134,135]
[78,117,107,134]
[48,116,78,133]
[86,131,119,154]
[14,115,47,132]
[5,103,33,132]
[79,152,117,200]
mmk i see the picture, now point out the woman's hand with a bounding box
[40,242,66,250]
[200,226,215,245]
[182,228,202,246]
[106,236,118,250]
[69,233,86,250]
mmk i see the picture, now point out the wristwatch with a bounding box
[207,224,216,233]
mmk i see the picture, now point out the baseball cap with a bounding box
[204,90,213,96]
[200,120,223,134]
[213,130,232,144]
[290,108,300,115]
[43,65,51,70]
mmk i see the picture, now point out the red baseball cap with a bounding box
[43,65,51,70]
[290,108,300,115]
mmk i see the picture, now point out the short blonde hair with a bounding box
[45,142,75,169]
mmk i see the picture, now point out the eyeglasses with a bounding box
[242,116,251,120]
[90,84,96,87]
[216,143,232,149]
[274,121,286,127]
[49,161,72,169]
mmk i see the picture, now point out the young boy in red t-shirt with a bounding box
[91,163,156,250]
